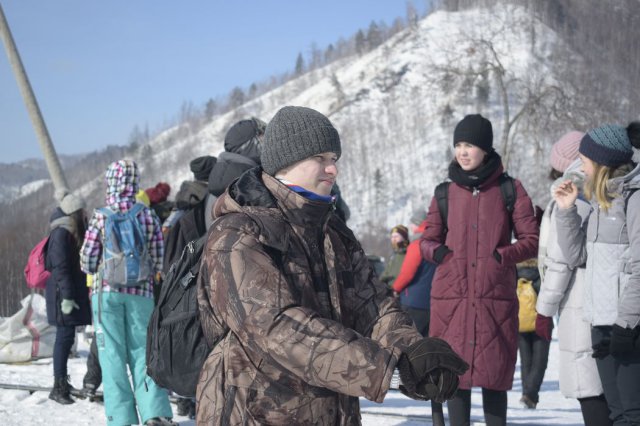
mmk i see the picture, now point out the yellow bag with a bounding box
[517,278,537,333]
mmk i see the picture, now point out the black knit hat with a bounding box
[224,118,266,152]
[579,124,633,168]
[261,106,341,175]
[224,118,266,164]
[453,114,493,153]
[189,155,217,181]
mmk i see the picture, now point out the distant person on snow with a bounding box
[379,224,409,288]
[45,190,91,405]
[80,160,176,426]
[516,258,551,410]
[163,155,217,272]
[392,208,441,425]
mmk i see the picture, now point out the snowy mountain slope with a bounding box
[21,5,584,239]
[127,5,578,236]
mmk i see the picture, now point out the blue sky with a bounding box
[1,1,425,163]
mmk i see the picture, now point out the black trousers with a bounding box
[83,336,102,388]
[579,395,612,426]
[53,325,76,378]
[447,388,507,426]
[518,331,550,403]
[592,326,640,426]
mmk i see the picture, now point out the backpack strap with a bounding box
[127,202,146,218]
[434,182,450,235]
[435,175,516,236]
[625,188,639,217]
[98,206,114,217]
[498,173,517,234]
[498,173,517,214]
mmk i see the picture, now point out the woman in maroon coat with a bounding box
[420,114,539,425]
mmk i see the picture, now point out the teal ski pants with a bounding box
[92,292,172,425]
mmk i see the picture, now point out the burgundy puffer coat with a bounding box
[420,166,539,390]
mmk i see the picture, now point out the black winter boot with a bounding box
[49,376,75,405]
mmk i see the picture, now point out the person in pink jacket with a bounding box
[421,114,539,425]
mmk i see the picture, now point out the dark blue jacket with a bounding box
[399,260,436,310]
[45,208,91,326]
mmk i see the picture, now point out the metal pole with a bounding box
[0,2,68,191]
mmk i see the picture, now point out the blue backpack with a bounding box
[98,203,153,287]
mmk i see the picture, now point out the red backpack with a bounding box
[24,236,50,289]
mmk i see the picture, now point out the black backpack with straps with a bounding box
[434,173,516,234]
[146,233,211,397]
[146,216,286,397]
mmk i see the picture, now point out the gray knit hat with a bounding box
[56,188,86,215]
[260,106,341,175]
[579,124,633,168]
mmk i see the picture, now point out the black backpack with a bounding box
[434,173,516,234]
[146,234,210,397]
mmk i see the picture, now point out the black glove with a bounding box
[421,368,460,403]
[592,338,610,359]
[493,249,502,263]
[397,337,469,401]
[610,324,640,358]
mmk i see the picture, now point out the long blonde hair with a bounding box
[583,163,615,212]
[583,162,634,212]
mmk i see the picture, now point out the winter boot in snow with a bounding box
[82,382,99,401]
[49,376,74,405]
[176,397,196,419]
[144,417,178,426]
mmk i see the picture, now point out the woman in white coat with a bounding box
[553,123,640,425]
[536,131,610,425]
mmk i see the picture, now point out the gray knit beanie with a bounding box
[260,106,341,175]
[56,188,86,215]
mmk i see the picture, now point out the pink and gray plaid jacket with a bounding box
[80,160,163,298]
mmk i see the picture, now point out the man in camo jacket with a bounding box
[196,106,468,425]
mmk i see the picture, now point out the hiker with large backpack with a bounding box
[162,155,216,270]
[553,123,640,424]
[515,258,551,410]
[420,114,539,425]
[43,190,91,405]
[196,106,469,424]
[80,160,176,426]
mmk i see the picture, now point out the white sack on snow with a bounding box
[0,293,56,363]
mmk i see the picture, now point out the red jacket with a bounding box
[420,165,539,390]
[393,222,426,293]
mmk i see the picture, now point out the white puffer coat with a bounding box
[537,159,603,398]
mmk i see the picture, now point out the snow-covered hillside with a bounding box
[128,5,579,236]
[9,5,588,238]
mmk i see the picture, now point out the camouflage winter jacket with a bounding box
[196,169,421,425]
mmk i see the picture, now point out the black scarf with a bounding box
[448,150,502,188]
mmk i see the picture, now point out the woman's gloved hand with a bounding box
[61,299,79,315]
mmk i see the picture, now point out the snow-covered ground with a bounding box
[0,327,583,425]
